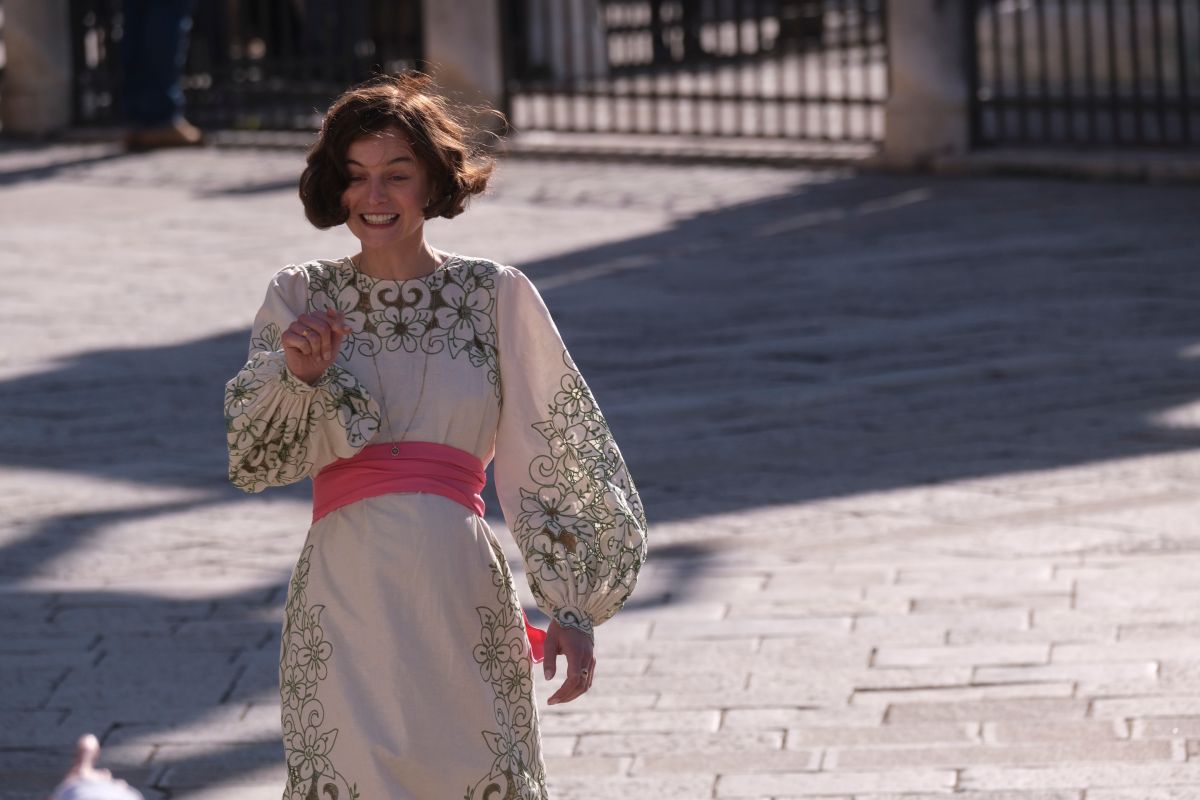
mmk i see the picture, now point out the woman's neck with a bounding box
[353,242,445,280]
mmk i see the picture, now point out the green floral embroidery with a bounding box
[224,353,381,493]
[514,351,648,638]
[303,257,501,394]
[251,322,283,352]
[281,545,359,800]
[465,539,548,800]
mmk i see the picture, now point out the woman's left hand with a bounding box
[543,621,595,705]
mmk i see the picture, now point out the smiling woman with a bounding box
[222,72,648,800]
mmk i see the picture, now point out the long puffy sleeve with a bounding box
[224,265,381,493]
[492,267,648,640]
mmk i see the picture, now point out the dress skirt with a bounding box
[280,493,548,799]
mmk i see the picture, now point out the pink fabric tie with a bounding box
[312,441,546,662]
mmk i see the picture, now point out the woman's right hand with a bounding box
[282,308,351,385]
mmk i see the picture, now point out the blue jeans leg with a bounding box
[122,0,197,128]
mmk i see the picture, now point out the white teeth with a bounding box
[362,214,398,224]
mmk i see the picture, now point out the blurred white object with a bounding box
[53,778,144,800]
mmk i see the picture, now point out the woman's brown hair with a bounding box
[299,72,495,228]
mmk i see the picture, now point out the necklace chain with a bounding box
[369,344,430,455]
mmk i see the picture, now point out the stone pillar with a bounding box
[882,0,971,168]
[421,0,506,131]
[1,0,74,135]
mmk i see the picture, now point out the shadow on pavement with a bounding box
[0,148,133,187]
[4,172,1200,518]
[4,168,1200,792]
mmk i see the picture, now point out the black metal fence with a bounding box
[502,0,889,142]
[71,0,423,130]
[968,0,1200,147]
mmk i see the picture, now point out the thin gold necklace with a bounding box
[369,346,430,456]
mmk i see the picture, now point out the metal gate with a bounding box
[968,0,1200,147]
[502,0,889,142]
[71,0,423,130]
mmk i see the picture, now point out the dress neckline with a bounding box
[344,253,459,284]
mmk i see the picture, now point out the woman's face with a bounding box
[341,127,432,251]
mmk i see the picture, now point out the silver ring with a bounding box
[580,668,590,677]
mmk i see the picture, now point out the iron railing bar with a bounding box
[1060,0,1080,142]
[875,0,885,139]
[855,0,870,140]
[1014,0,1028,142]
[560,0,575,132]
[1082,0,1098,143]
[1129,0,1145,143]
[582,0,597,132]
[1105,0,1119,143]
[777,0,789,138]
[1176,0,1192,142]
[988,0,1006,142]
[509,85,886,105]
[821,0,833,140]
[986,93,1197,108]
[1150,0,1168,143]
[965,0,982,147]
[737,0,751,136]
[755,0,767,136]
[1057,0,1074,143]
[1034,0,1050,140]
[840,0,852,141]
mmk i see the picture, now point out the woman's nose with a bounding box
[368,178,387,203]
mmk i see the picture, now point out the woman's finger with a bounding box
[323,307,352,334]
[282,330,314,356]
[542,627,560,681]
[298,315,334,361]
[550,645,594,704]
[585,656,595,691]
[323,308,350,354]
[547,672,584,705]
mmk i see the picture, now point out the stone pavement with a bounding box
[2,139,1200,800]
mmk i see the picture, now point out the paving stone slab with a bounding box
[723,706,886,731]
[852,793,1081,800]
[149,741,285,789]
[829,739,1172,769]
[873,644,1051,669]
[540,709,721,735]
[856,683,1075,707]
[577,730,784,756]
[985,720,1126,744]
[716,768,957,796]
[885,699,1090,724]
[634,748,821,774]
[785,723,979,747]
[960,763,1200,791]
[1132,717,1200,739]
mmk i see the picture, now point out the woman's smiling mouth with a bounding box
[361,213,399,226]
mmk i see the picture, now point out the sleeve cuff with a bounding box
[279,359,334,396]
[552,606,595,641]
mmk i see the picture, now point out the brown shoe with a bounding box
[124,118,205,151]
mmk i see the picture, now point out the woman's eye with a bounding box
[348,175,365,182]
[389,175,409,182]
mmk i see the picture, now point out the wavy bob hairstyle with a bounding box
[299,72,494,228]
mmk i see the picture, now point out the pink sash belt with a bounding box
[312,441,546,662]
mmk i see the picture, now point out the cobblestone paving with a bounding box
[3,141,1200,799]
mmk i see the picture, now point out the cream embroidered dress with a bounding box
[223,255,647,800]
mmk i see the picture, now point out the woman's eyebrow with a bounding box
[346,156,415,166]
